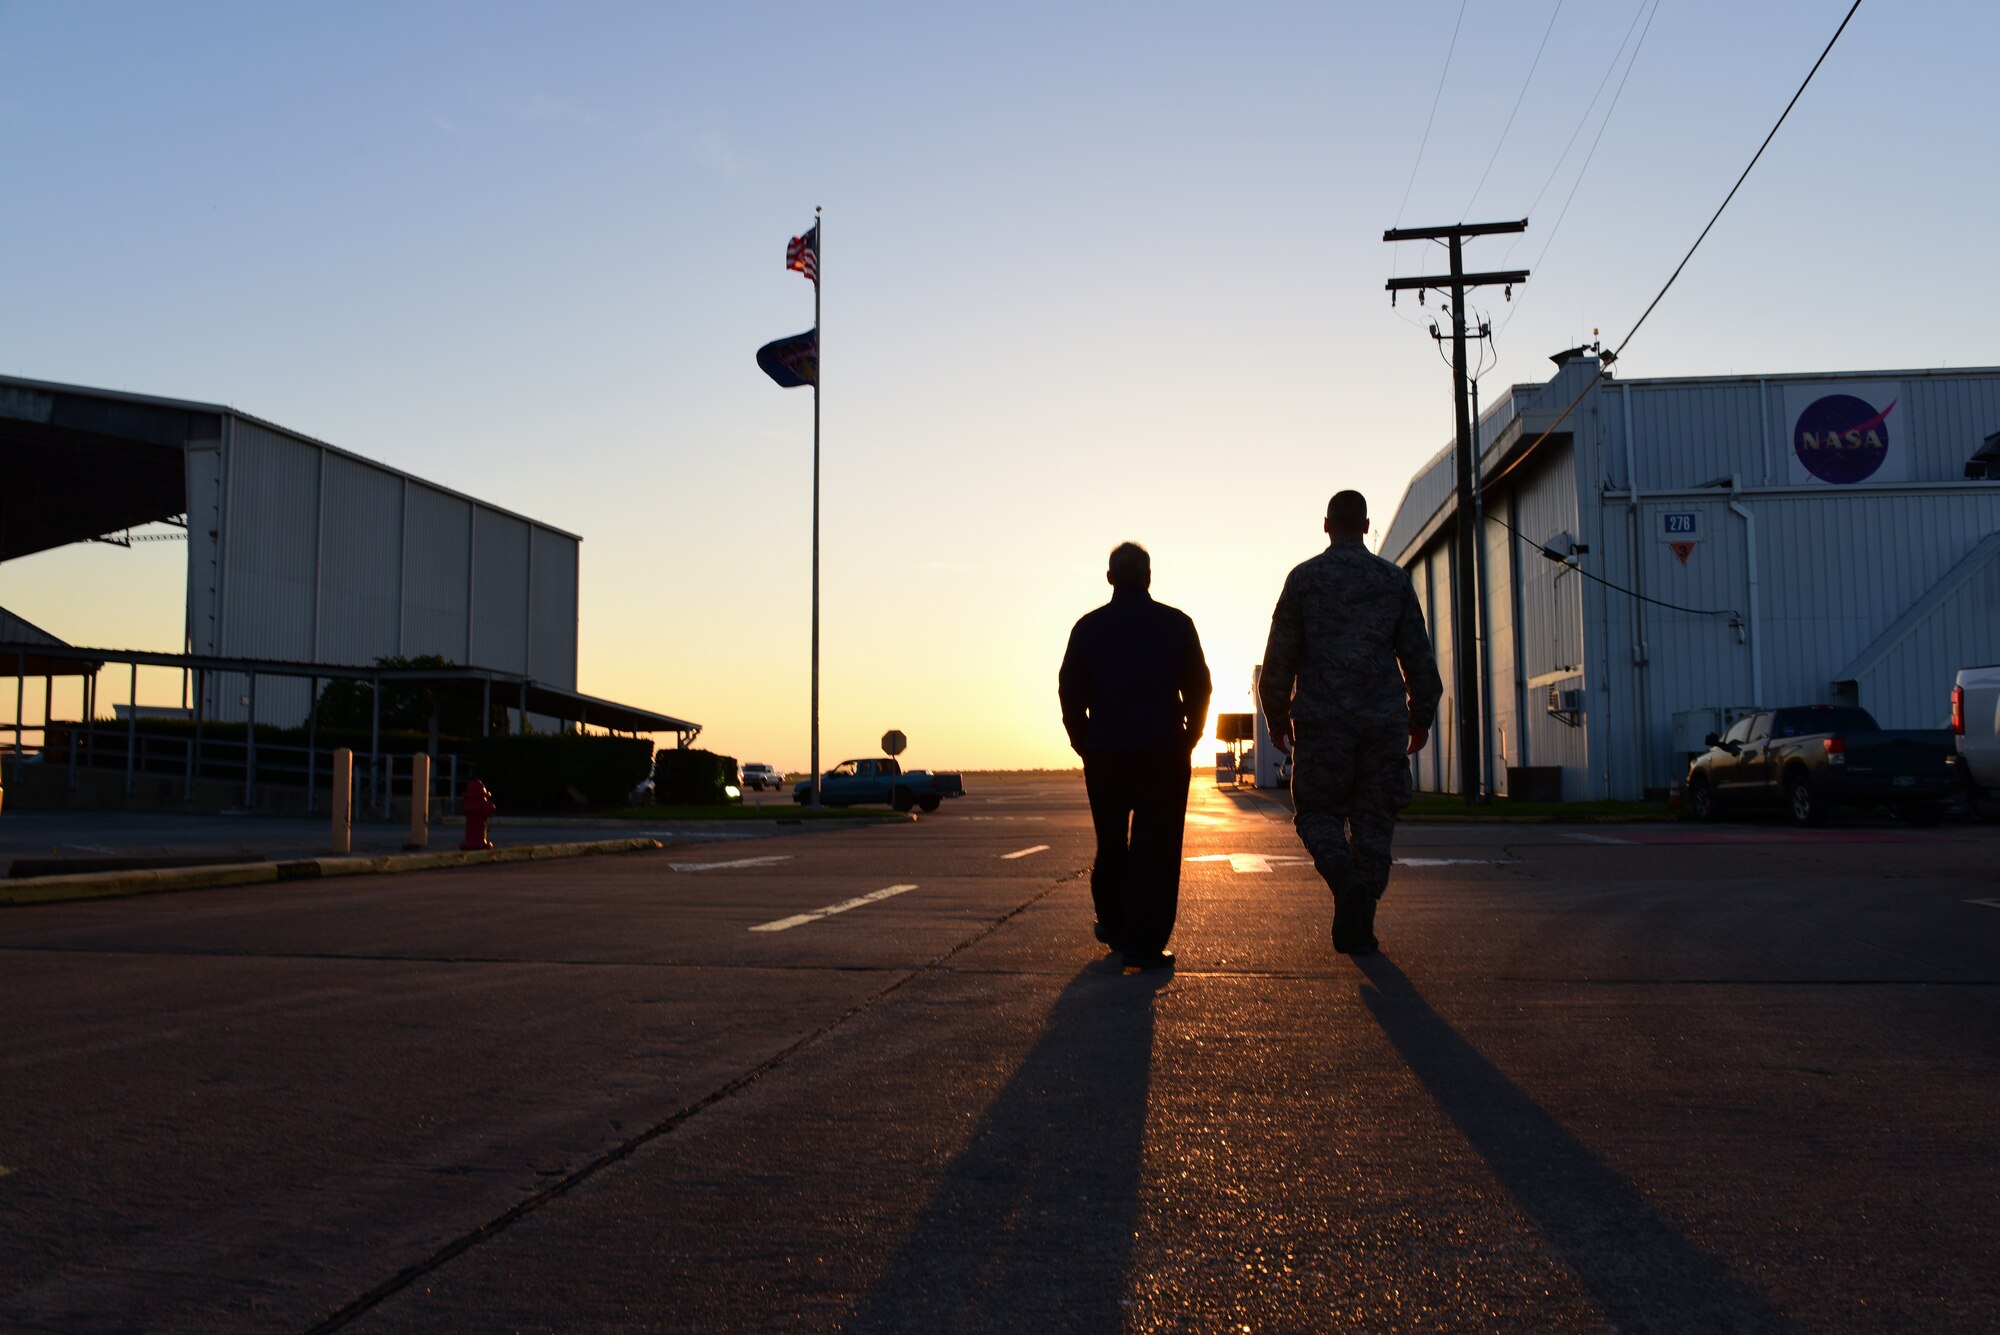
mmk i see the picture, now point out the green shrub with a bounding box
[652,749,740,805]
[466,734,653,810]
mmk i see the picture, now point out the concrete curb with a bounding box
[0,837,665,908]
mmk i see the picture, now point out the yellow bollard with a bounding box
[331,748,352,854]
[408,753,430,850]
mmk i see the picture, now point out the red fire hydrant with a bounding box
[461,780,497,851]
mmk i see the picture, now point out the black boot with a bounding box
[1352,896,1379,955]
[1332,892,1362,954]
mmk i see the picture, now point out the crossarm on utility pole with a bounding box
[1386,270,1529,292]
[1383,219,1526,242]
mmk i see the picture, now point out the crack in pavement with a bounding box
[299,868,1087,1334]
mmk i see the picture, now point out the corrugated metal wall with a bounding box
[195,415,580,725]
[404,486,473,661]
[1387,364,2000,802]
[318,454,404,662]
[1610,368,2000,492]
[1595,367,2000,795]
[529,528,578,689]
[1507,446,1590,794]
[218,420,318,661]
[1482,503,1518,787]
[471,510,530,676]
[1853,546,2000,726]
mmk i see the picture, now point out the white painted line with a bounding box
[750,884,917,932]
[670,855,793,873]
[1001,845,1049,860]
[1563,832,1637,845]
[1185,853,1311,874]
[1396,857,1518,867]
[1967,898,2000,909]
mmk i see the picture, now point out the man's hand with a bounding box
[1406,726,1429,756]
[1269,719,1294,756]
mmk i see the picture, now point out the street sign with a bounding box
[880,730,907,756]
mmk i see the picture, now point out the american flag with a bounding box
[786,223,818,285]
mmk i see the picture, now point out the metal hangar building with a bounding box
[1374,356,2000,801]
[0,373,696,748]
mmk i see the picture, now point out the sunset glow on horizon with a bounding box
[4,3,1991,771]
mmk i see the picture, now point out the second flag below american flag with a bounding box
[786,223,818,285]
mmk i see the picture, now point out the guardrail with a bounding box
[12,726,467,816]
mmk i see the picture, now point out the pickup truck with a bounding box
[1685,704,1955,827]
[1950,666,2000,810]
[794,757,966,812]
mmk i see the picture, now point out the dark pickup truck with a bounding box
[793,757,965,812]
[1685,705,1955,826]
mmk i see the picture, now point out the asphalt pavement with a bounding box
[2,774,1996,1332]
[0,806,805,876]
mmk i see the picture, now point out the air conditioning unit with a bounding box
[1547,686,1585,728]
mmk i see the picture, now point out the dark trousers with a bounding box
[1290,720,1413,902]
[1082,748,1192,954]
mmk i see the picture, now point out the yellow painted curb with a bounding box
[0,838,664,908]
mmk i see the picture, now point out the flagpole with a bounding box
[809,205,822,809]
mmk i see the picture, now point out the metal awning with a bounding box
[0,642,700,741]
[0,610,100,677]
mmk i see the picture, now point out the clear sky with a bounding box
[3,1,1994,771]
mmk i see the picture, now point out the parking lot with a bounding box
[3,773,1997,1331]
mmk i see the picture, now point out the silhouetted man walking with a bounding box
[1060,542,1211,970]
[1259,491,1442,955]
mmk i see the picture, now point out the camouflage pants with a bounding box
[1290,720,1413,902]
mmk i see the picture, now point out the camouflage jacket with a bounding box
[1258,539,1443,733]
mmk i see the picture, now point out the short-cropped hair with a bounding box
[1107,541,1150,588]
[1327,490,1368,532]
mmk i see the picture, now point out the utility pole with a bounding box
[1384,219,1527,804]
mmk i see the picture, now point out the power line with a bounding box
[1387,0,1472,330]
[1619,0,1864,355]
[1393,0,1470,230]
[1501,0,1660,336]
[1462,0,1565,221]
[1489,0,1866,484]
[1511,0,1651,243]
[1493,510,1738,617]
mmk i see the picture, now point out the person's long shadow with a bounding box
[847,961,1162,1333]
[1355,954,1794,1333]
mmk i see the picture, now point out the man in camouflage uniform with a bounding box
[1258,491,1443,954]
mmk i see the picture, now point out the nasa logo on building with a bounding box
[1791,391,1900,484]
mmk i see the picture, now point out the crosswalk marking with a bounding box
[750,884,917,933]
[1000,845,1049,860]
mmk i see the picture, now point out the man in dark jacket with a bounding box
[1259,491,1443,955]
[1059,542,1212,970]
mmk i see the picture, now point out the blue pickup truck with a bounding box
[794,757,965,812]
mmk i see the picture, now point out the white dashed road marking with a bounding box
[1396,857,1519,867]
[671,856,793,873]
[1967,898,2000,909]
[1000,845,1049,859]
[1186,853,1311,874]
[750,884,918,933]
[1189,853,1516,872]
[1563,832,1637,845]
